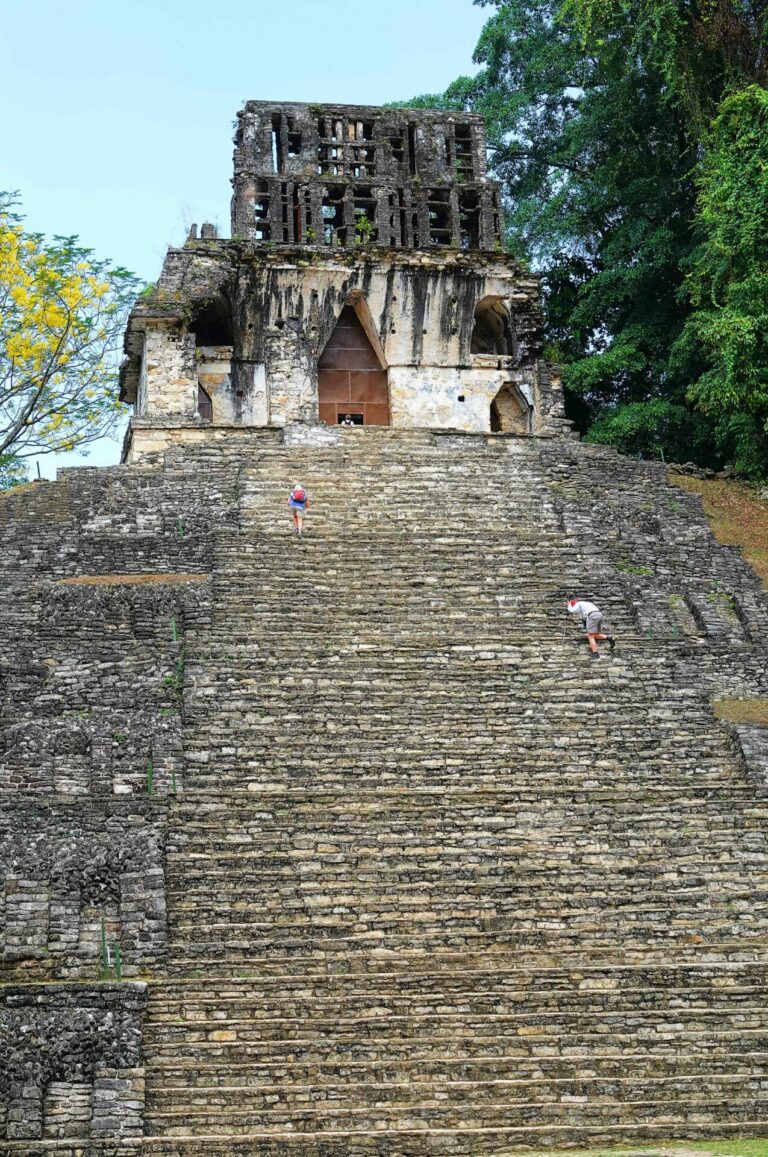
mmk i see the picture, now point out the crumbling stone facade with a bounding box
[230,102,502,251]
[0,985,145,1142]
[120,101,569,461]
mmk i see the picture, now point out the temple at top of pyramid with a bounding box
[119,101,571,462]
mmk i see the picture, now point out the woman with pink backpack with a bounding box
[288,482,309,538]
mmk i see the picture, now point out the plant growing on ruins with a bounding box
[354,212,375,246]
[616,559,654,576]
[100,917,124,980]
[163,648,186,701]
[0,191,142,469]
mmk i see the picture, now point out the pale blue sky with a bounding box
[2,0,487,476]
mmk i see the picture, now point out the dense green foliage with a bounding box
[676,85,768,475]
[407,1,768,474]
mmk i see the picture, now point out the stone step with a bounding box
[140,1091,768,1135]
[143,998,768,1041]
[163,925,768,966]
[145,1071,768,1113]
[164,867,766,894]
[144,988,768,1026]
[145,961,768,999]
[164,884,768,915]
[140,1049,768,1086]
[164,938,768,976]
[142,1029,768,1070]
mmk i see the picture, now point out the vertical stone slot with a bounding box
[398,188,407,246]
[427,189,452,246]
[459,191,480,249]
[292,185,302,241]
[408,123,417,175]
[280,182,289,241]
[197,385,212,422]
[286,118,302,156]
[353,188,377,242]
[322,186,346,245]
[454,123,474,180]
[271,113,283,173]
[254,180,270,241]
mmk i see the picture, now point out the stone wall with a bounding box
[0,985,145,1142]
[120,241,568,458]
[231,101,501,251]
[0,802,167,980]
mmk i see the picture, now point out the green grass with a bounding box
[500,1143,768,1157]
[713,697,768,725]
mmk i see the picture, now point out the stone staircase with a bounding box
[4,426,768,1152]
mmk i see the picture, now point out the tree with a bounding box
[406,1,768,471]
[674,85,768,475]
[0,192,141,481]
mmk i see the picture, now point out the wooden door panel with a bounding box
[364,404,391,426]
[318,370,351,402]
[318,306,390,425]
[349,370,389,403]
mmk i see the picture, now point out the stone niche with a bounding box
[0,802,167,980]
[0,984,146,1142]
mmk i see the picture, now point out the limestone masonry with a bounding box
[3,100,768,1154]
[119,101,569,461]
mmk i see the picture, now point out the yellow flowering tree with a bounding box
[0,192,142,484]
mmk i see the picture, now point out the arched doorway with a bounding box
[471,297,514,356]
[490,383,532,434]
[318,304,390,426]
[190,295,234,347]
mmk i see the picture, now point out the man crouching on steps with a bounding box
[567,596,616,660]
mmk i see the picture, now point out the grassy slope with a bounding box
[671,476,768,586]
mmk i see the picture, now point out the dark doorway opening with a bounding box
[318,305,390,426]
[191,296,234,347]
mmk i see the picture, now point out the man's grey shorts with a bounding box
[585,611,604,634]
